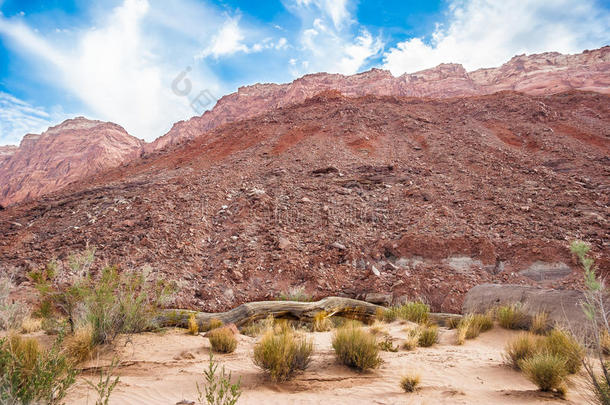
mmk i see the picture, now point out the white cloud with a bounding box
[0,0,226,141]
[198,17,249,58]
[0,92,57,145]
[286,0,382,75]
[383,0,610,75]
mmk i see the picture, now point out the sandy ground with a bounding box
[64,323,590,405]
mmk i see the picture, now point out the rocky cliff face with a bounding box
[149,46,610,151]
[0,117,143,207]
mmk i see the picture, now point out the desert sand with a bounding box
[63,322,590,405]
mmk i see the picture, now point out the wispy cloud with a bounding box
[0,92,56,145]
[383,0,610,74]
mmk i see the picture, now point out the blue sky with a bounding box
[0,0,608,145]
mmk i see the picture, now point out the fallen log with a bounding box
[156,297,463,329]
[157,297,383,328]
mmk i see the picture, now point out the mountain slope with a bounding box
[0,117,143,207]
[149,46,610,151]
[1,91,608,312]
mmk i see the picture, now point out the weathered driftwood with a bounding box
[157,297,383,328]
[157,296,464,329]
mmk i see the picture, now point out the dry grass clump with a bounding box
[530,312,550,335]
[504,332,544,369]
[64,324,95,364]
[456,312,493,345]
[544,329,584,374]
[417,325,438,347]
[208,327,238,354]
[387,301,430,324]
[601,329,610,355]
[520,352,568,395]
[497,303,529,330]
[446,317,461,329]
[187,313,199,335]
[312,311,332,332]
[253,324,313,381]
[20,317,42,334]
[368,322,388,336]
[399,373,421,393]
[402,328,420,351]
[277,286,312,302]
[240,316,274,337]
[332,323,381,371]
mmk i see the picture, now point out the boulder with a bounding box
[365,293,393,306]
[463,283,588,329]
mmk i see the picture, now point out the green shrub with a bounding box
[197,353,241,405]
[332,324,381,371]
[399,374,420,393]
[208,328,238,354]
[504,332,544,369]
[0,277,29,331]
[543,329,584,374]
[520,352,568,394]
[0,334,77,404]
[253,325,313,381]
[418,325,438,347]
[497,303,529,330]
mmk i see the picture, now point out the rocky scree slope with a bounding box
[0,91,608,312]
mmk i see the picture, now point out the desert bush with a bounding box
[399,374,420,393]
[188,314,199,335]
[253,325,313,381]
[497,303,529,330]
[208,328,238,354]
[382,307,398,323]
[197,353,241,405]
[240,316,274,337]
[32,258,175,346]
[277,286,312,302]
[378,336,398,352]
[0,334,77,404]
[312,311,332,332]
[530,312,550,335]
[520,352,568,394]
[418,325,438,347]
[202,318,224,333]
[368,322,388,336]
[63,325,94,364]
[0,277,29,331]
[332,323,381,371]
[504,332,544,369]
[446,317,461,329]
[543,328,584,374]
[601,329,610,356]
[85,356,120,405]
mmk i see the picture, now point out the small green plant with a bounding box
[530,312,550,335]
[0,333,77,404]
[277,286,312,302]
[504,332,544,369]
[332,323,381,371]
[399,373,420,393]
[312,311,332,332]
[417,325,438,347]
[84,356,120,405]
[378,336,398,352]
[253,325,313,381]
[497,303,529,330]
[519,352,568,395]
[197,353,241,405]
[208,328,238,354]
[188,314,199,335]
